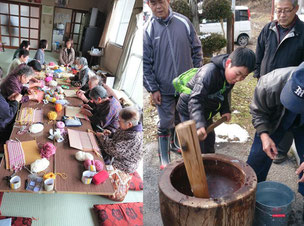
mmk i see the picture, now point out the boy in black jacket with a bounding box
[176,47,256,153]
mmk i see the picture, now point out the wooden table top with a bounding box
[0,91,114,195]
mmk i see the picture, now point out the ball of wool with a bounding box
[45,76,52,82]
[49,62,55,66]
[49,80,58,87]
[31,158,50,173]
[94,160,104,172]
[56,121,65,129]
[47,111,57,121]
[84,159,94,169]
[75,151,93,161]
[55,103,63,112]
[40,142,56,159]
[85,153,94,161]
[83,159,104,172]
[29,123,44,134]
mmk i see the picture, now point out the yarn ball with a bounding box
[49,80,58,87]
[43,172,56,180]
[56,121,65,129]
[31,158,50,173]
[45,76,52,82]
[55,103,63,112]
[29,123,44,134]
[84,159,104,172]
[47,111,57,121]
[94,160,104,171]
[49,62,55,66]
[40,142,56,159]
[75,151,94,161]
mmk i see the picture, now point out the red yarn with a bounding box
[40,142,56,159]
[92,170,109,185]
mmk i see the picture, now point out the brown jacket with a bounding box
[59,47,75,66]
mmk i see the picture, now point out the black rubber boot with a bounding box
[158,128,171,170]
[170,128,182,155]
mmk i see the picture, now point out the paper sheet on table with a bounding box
[56,78,70,85]
[4,140,41,170]
[64,89,77,97]
[65,106,86,119]
[67,129,100,152]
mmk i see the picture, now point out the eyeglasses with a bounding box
[275,7,294,14]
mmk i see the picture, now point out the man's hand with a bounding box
[76,90,88,102]
[152,91,161,105]
[296,162,304,183]
[222,113,231,122]
[197,127,207,141]
[8,93,22,102]
[260,133,277,159]
[80,107,93,117]
[83,104,93,110]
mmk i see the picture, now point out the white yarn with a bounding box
[49,80,58,87]
[29,123,44,134]
[31,158,50,173]
[75,151,93,161]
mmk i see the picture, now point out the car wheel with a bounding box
[237,35,249,46]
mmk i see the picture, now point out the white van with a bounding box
[199,6,251,46]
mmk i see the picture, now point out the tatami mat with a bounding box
[1,190,143,226]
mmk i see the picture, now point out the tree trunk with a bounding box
[220,18,225,38]
[189,0,200,34]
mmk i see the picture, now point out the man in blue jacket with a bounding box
[144,0,203,169]
[254,0,304,164]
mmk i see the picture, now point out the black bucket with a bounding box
[254,181,295,226]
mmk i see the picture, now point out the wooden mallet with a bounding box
[175,116,227,198]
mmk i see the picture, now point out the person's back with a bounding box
[254,0,304,164]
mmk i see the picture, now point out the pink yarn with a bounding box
[84,159,104,172]
[94,160,104,171]
[40,142,56,159]
[45,77,53,82]
[49,62,55,66]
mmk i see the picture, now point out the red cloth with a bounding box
[129,171,143,191]
[0,216,32,226]
[94,202,143,226]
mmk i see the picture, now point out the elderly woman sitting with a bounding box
[0,65,38,103]
[98,106,143,201]
[81,85,121,133]
[68,57,95,91]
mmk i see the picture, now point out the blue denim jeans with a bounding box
[247,124,304,195]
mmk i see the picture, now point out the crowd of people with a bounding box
[0,37,143,201]
[144,0,304,196]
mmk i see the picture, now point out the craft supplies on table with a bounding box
[26,174,43,192]
[10,175,21,189]
[65,106,86,119]
[15,108,43,125]
[63,89,77,98]
[68,129,100,152]
[5,140,25,171]
[4,140,41,170]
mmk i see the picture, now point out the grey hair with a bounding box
[119,106,140,126]
[16,65,34,77]
[275,0,298,7]
[78,57,88,67]
[89,85,108,100]
[89,75,102,85]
